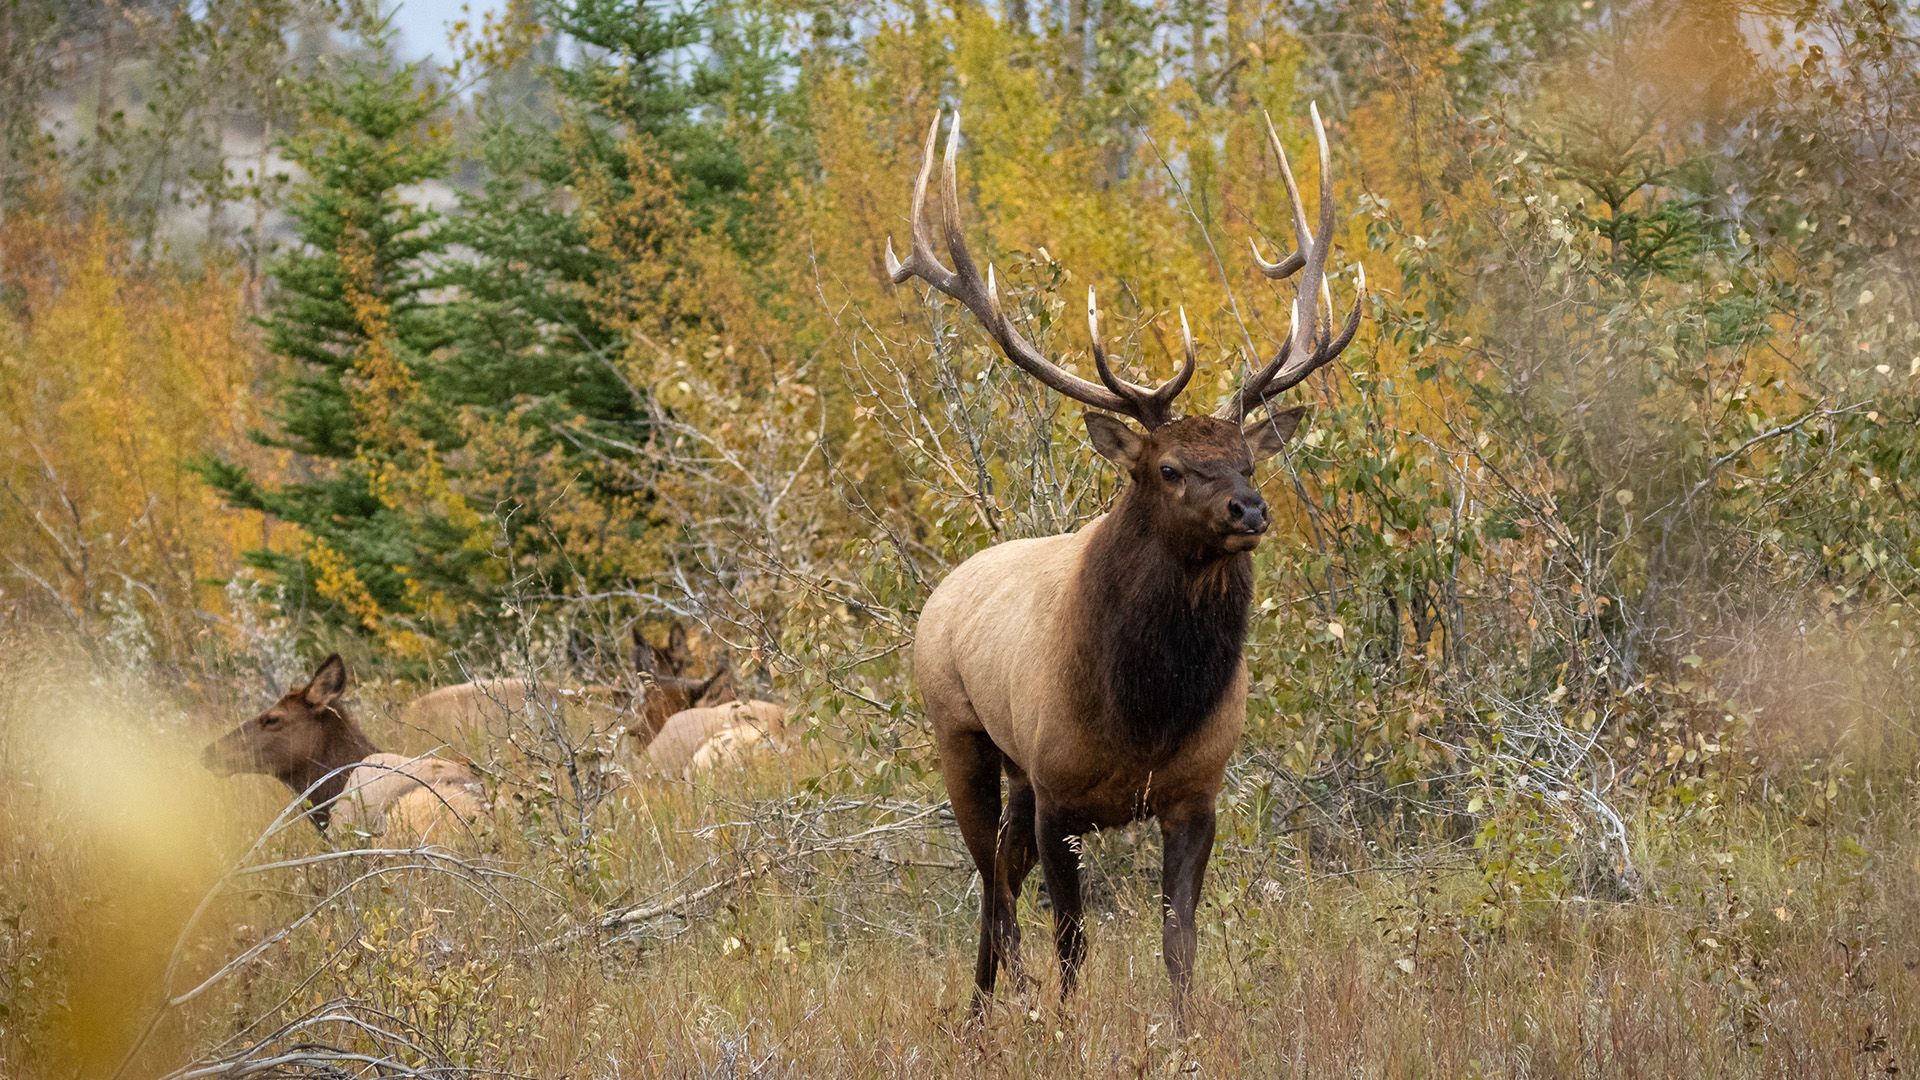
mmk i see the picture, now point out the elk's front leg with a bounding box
[1034,800,1088,994]
[1159,799,1217,1008]
[992,776,1039,989]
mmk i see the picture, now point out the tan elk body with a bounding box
[646,700,792,778]
[398,679,629,741]
[330,753,487,840]
[917,504,1255,820]
[888,106,1363,1011]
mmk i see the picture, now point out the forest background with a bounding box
[3,0,1920,1075]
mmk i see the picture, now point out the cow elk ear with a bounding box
[1243,406,1308,462]
[1084,412,1146,468]
[633,630,658,676]
[304,654,348,710]
[694,664,734,708]
[665,622,692,672]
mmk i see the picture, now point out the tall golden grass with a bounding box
[2,623,1915,1078]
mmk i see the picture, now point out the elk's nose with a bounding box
[1228,497,1269,532]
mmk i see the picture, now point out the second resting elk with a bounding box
[888,105,1363,1012]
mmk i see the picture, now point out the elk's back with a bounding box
[399,679,630,749]
[331,753,487,840]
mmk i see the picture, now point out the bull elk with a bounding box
[202,655,485,838]
[887,105,1363,1011]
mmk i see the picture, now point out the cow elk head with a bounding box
[629,623,736,743]
[202,654,361,779]
[202,654,378,830]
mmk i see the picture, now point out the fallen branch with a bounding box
[601,863,774,928]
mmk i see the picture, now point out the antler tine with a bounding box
[1085,288,1134,403]
[1216,299,1297,421]
[1256,290,1361,402]
[938,112,989,309]
[1220,102,1368,424]
[1085,288,1199,429]
[1250,109,1313,280]
[1148,306,1198,413]
[885,113,946,288]
[885,112,1138,418]
[1228,264,1368,419]
[1249,235,1304,279]
[1287,102,1337,369]
[1323,262,1366,359]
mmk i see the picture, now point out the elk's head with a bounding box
[1087,408,1302,557]
[202,654,373,796]
[884,104,1364,557]
[629,622,736,740]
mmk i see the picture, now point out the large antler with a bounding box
[1218,103,1367,424]
[885,113,1195,431]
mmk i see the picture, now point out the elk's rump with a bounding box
[644,701,792,777]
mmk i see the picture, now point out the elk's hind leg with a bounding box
[934,726,1009,1004]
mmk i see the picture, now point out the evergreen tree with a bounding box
[432,0,796,597]
[197,32,471,649]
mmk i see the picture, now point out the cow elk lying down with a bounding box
[644,700,793,779]
[393,623,729,759]
[202,655,486,841]
[887,105,1363,1012]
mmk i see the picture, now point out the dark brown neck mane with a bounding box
[1075,486,1254,754]
[282,707,379,831]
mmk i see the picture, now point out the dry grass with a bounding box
[2,639,1917,1079]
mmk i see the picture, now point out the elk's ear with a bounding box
[1084,412,1146,468]
[665,622,692,672]
[1243,406,1307,462]
[694,665,734,708]
[304,654,348,710]
[633,631,658,676]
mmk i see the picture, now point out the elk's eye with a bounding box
[259,715,279,728]
[1160,465,1179,482]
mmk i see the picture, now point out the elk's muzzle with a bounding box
[201,736,249,776]
[1226,496,1269,534]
